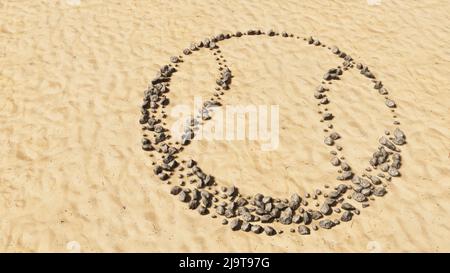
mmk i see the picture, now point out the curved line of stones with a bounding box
[139,29,407,236]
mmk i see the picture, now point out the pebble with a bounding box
[388,167,400,177]
[198,205,208,215]
[170,56,180,63]
[320,203,332,215]
[230,219,242,231]
[330,132,340,140]
[341,202,356,211]
[331,46,340,54]
[264,226,277,236]
[298,225,310,235]
[292,215,302,224]
[251,225,263,234]
[178,191,189,202]
[170,186,182,195]
[324,136,334,146]
[385,99,396,108]
[319,219,335,229]
[373,186,387,197]
[393,128,406,145]
[341,211,353,222]
[352,192,367,202]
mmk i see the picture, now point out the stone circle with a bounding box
[139,29,407,236]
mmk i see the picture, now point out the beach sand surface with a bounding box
[0,0,449,252]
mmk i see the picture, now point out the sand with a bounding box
[0,0,449,252]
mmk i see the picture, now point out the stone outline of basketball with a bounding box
[139,29,407,236]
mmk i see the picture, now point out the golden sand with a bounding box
[0,0,449,252]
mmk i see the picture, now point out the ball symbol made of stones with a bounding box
[140,29,407,236]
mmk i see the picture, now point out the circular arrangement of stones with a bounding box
[139,29,407,236]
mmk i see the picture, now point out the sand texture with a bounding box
[0,0,449,252]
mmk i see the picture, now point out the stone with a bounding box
[188,200,199,210]
[170,56,180,63]
[341,162,351,171]
[303,212,312,225]
[393,128,406,145]
[331,46,340,54]
[388,167,400,177]
[330,157,341,166]
[153,165,163,175]
[380,164,390,172]
[373,186,387,197]
[224,209,235,218]
[279,208,293,225]
[352,192,367,202]
[385,99,396,108]
[360,179,372,188]
[391,159,401,169]
[330,132,341,140]
[323,72,336,81]
[158,172,169,181]
[341,202,355,210]
[227,186,238,197]
[317,85,327,92]
[230,219,242,231]
[241,212,253,222]
[379,136,398,151]
[353,185,363,193]
[379,87,388,95]
[314,91,324,99]
[189,43,197,51]
[170,186,182,195]
[241,222,251,232]
[374,81,383,89]
[264,226,277,236]
[183,48,191,55]
[216,206,225,216]
[337,171,353,180]
[185,160,196,169]
[324,136,334,146]
[251,225,263,234]
[260,214,273,223]
[178,191,189,202]
[361,67,375,78]
[337,184,348,194]
[292,215,302,224]
[311,210,323,220]
[262,196,272,204]
[324,198,337,206]
[290,193,301,209]
[361,188,372,196]
[323,113,333,120]
[341,211,353,222]
[320,203,332,215]
[197,205,208,215]
[298,225,310,235]
[319,219,335,229]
